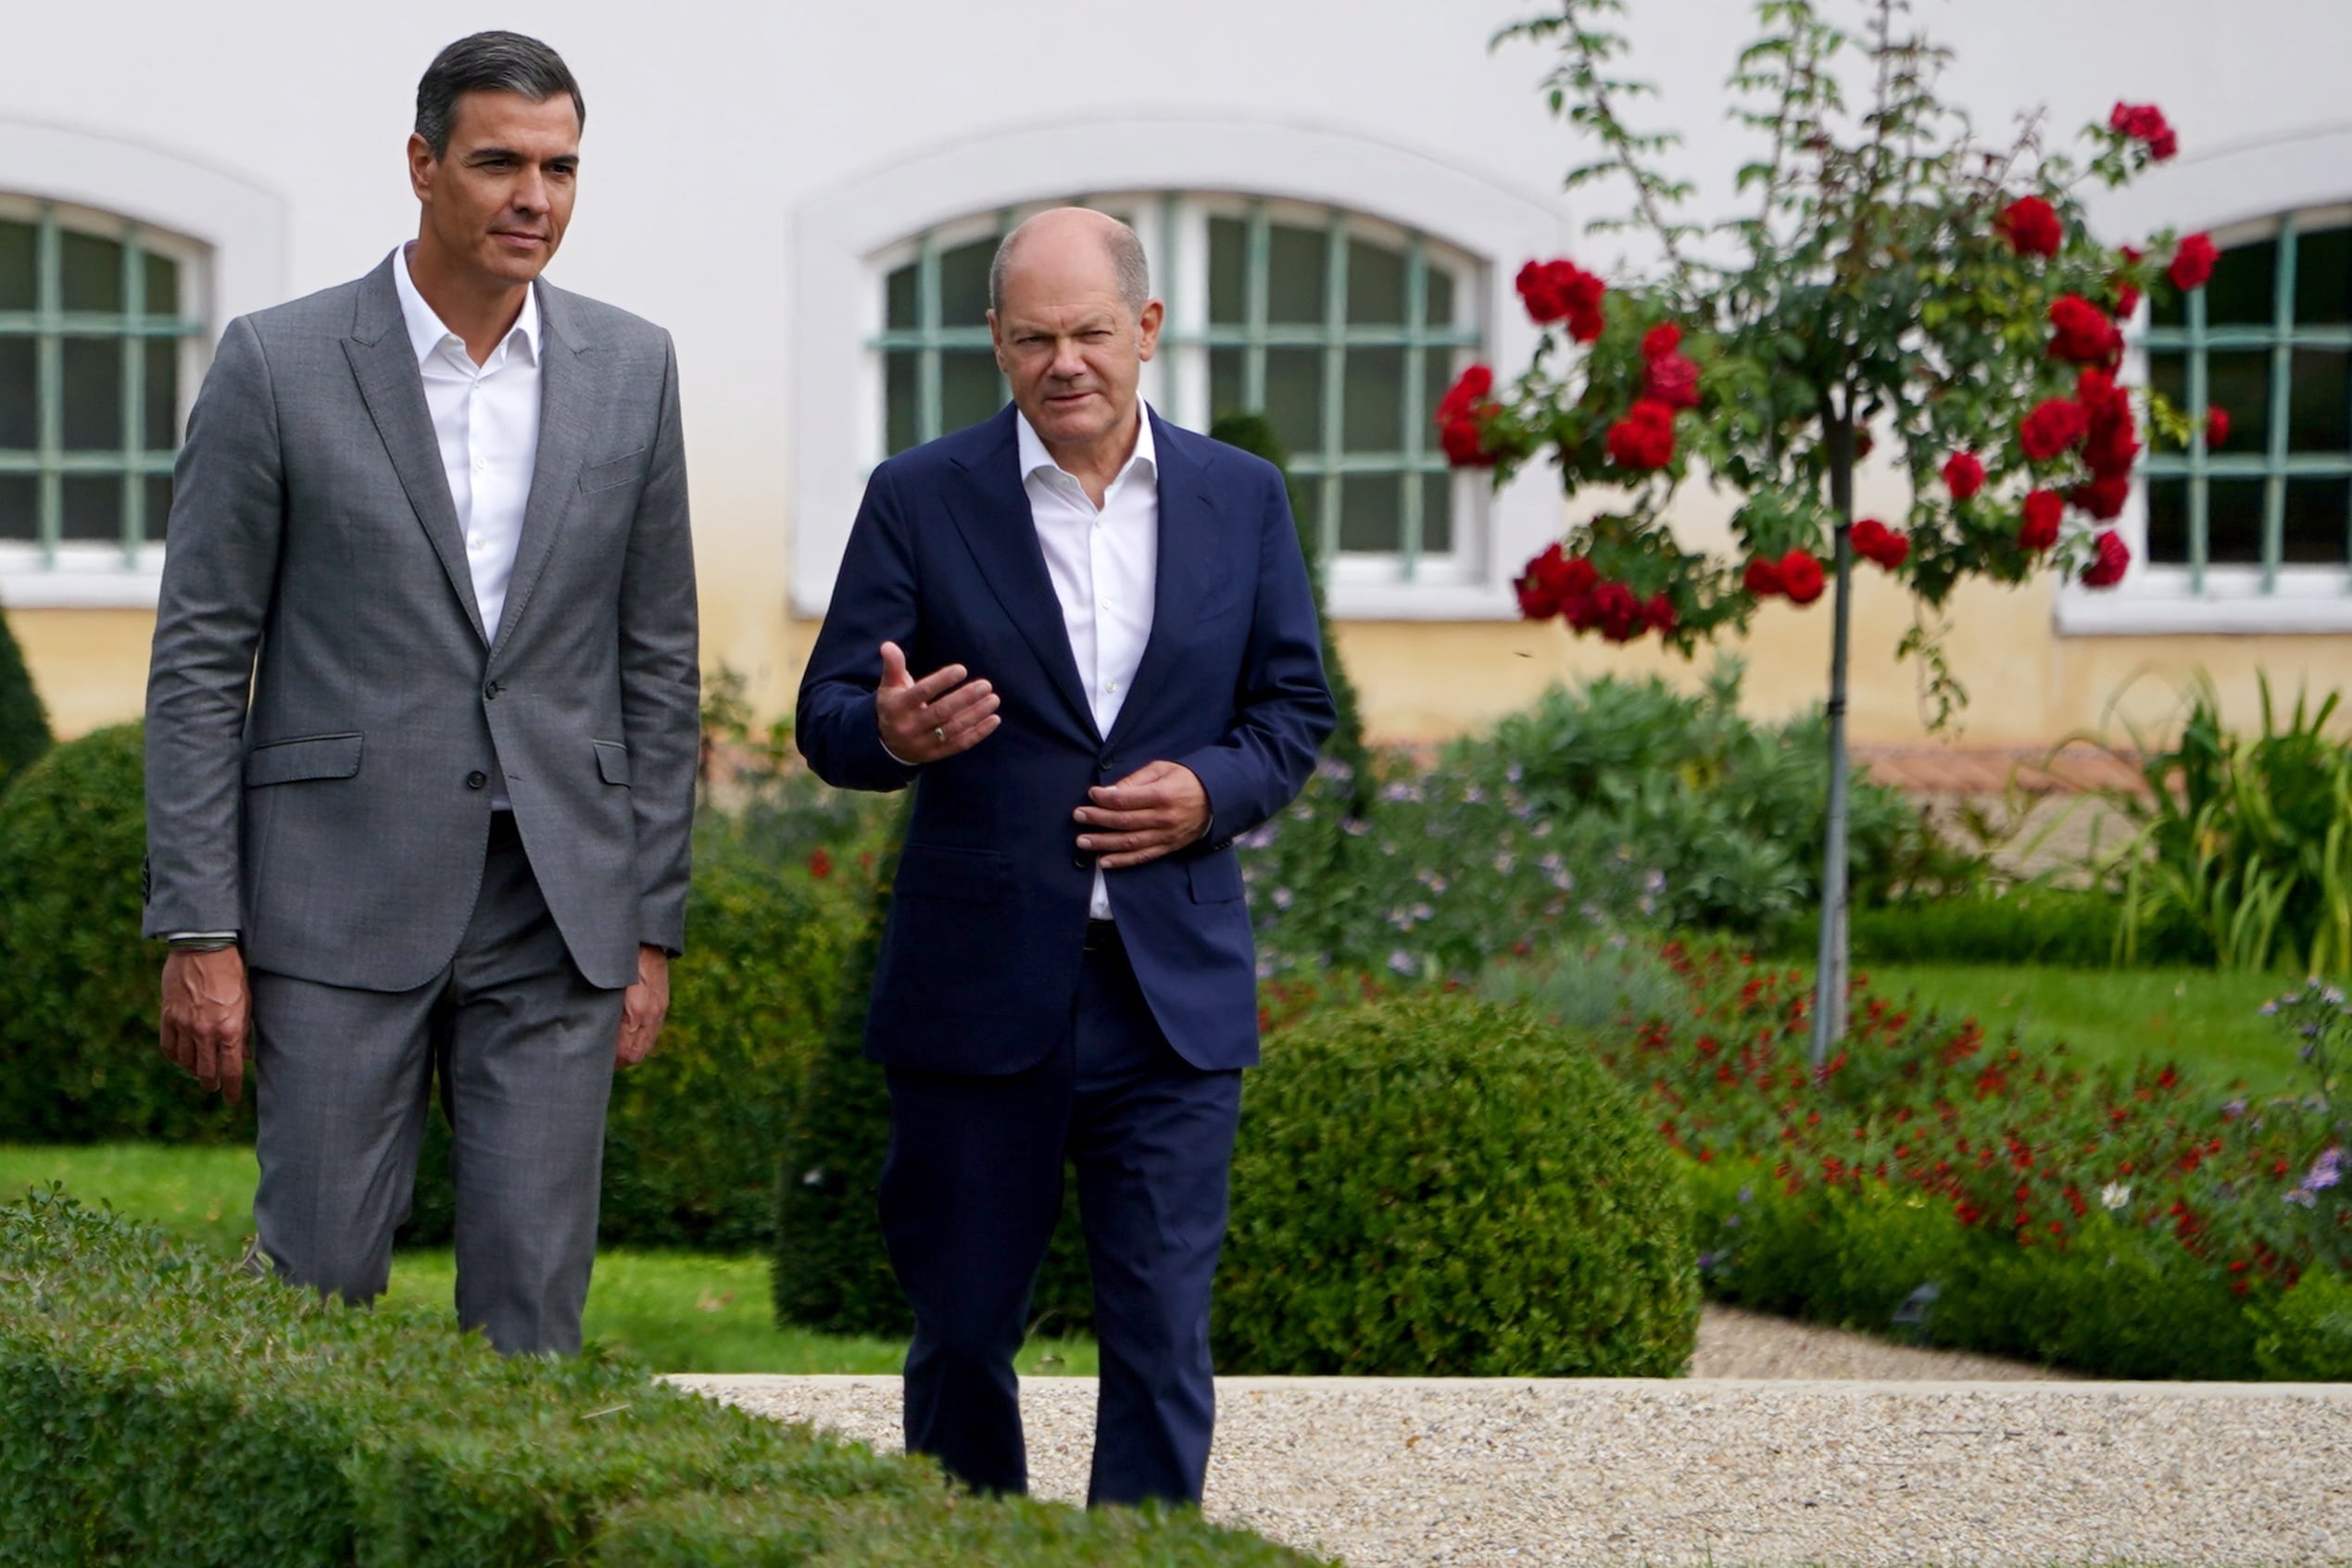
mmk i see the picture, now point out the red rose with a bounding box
[1590,580,1645,643]
[1996,195,2063,259]
[1440,417,1489,466]
[2019,489,2064,552]
[2206,407,2231,447]
[1436,365,1500,468]
[1605,396,1678,470]
[2070,474,2130,521]
[1515,543,1600,620]
[1642,592,1679,635]
[1942,451,1986,501]
[2168,232,2218,292]
[2076,369,2139,478]
[1644,351,1701,409]
[1780,548,1827,606]
[2110,245,2145,319]
[1742,556,1785,598]
[2082,529,2131,588]
[2047,294,2123,365]
[809,847,834,880]
[1516,258,1608,341]
[1851,518,1909,571]
[2109,102,2177,161]
[2149,128,2179,161]
[2019,398,2088,462]
[1641,323,1681,358]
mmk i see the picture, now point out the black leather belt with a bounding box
[1083,919,1122,953]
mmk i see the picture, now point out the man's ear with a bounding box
[1137,298,1165,361]
[407,132,436,205]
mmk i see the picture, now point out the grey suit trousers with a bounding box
[249,814,623,1355]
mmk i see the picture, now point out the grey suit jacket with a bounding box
[143,255,699,993]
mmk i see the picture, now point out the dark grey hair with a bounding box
[988,212,1151,318]
[414,31,585,159]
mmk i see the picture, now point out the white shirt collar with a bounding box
[391,241,540,369]
[1015,400,1157,492]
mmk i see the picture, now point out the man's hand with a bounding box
[617,946,671,1069]
[159,947,252,1106]
[876,640,1000,765]
[1075,760,1211,871]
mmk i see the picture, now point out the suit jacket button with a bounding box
[1072,853,1089,870]
[483,682,501,701]
[466,771,488,791]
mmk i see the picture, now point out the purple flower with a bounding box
[1506,764,1525,785]
[2221,1098,2247,1119]
[1271,886,1293,910]
[1697,1252,1717,1271]
[1737,1186,1754,1204]
[1387,949,1417,976]
[1343,817,1371,837]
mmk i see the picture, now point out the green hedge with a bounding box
[0,1186,1314,1567]
[0,607,50,795]
[1771,884,2207,968]
[1214,994,1699,1375]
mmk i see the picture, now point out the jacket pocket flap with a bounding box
[892,844,1005,903]
[593,740,631,784]
[1187,850,1245,903]
[580,446,653,493]
[245,732,363,786]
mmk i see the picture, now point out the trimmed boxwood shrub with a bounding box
[0,1187,1312,1568]
[1772,884,2207,968]
[1214,993,1699,1376]
[0,608,51,795]
[0,721,247,1144]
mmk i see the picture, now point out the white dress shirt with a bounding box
[1019,404,1160,921]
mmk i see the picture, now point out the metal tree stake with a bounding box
[1810,410,1858,1069]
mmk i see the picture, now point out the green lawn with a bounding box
[0,1142,1096,1377]
[1858,963,2301,1096]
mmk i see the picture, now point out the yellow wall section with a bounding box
[10,609,155,740]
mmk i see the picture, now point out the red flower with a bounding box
[1942,451,1986,501]
[1436,364,1499,469]
[2070,474,2131,521]
[2019,489,2063,552]
[2048,294,2123,365]
[2111,244,2145,319]
[1644,351,1701,409]
[2109,102,2178,161]
[2082,529,2132,587]
[2076,368,2140,479]
[2206,406,2232,447]
[1590,580,1646,643]
[809,847,834,880]
[1641,323,1682,358]
[1851,518,1909,571]
[1780,548,1827,605]
[2019,398,2088,462]
[2169,232,2219,292]
[1642,592,1679,636]
[1606,396,1679,470]
[1996,195,2063,259]
[1742,556,1785,598]
[1516,258,1607,341]
[1514,543,1596,621]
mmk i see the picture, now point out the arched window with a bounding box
[0,197,206,562]
[873,194,1484,585]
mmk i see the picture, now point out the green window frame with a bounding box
[2143,207,2352,593]
[873,194,1484,584]
[0,200,205,564]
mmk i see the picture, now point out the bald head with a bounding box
[988,207,1151,320]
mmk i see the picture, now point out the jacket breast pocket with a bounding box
[580,446,653,494]
[893,844,1005,904]
[244,732,363,787]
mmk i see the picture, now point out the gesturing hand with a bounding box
[875,640,1000,765]
[1075,760,1211,871]
[616,946,670,1069]
[159,947,252,1106]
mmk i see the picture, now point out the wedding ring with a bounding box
[933,725,947,746]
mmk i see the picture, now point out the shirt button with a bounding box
[468,534,484,551]
[473,457,489,472]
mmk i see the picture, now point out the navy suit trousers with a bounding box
[878,927,1242,1508]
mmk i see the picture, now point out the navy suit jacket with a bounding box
[797,406,1335,1075]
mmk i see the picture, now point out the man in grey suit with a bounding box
[141,31,699,1355]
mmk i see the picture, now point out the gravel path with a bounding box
[673,1311,2352,1566]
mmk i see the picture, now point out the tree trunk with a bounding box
[1810,414,1856,1069]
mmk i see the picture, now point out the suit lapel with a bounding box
[1107,414,1225,751]
[489,282,593,663]
[342,257,487,646]
[947,409,1100,743]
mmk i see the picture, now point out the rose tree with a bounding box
[1457,0,2216,1055]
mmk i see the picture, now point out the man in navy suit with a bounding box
[796,207,1333,1509]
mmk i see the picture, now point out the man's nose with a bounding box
[512,171,551,215]
[1050,340,1088,380]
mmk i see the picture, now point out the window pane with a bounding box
[2295,227,2352,327]
[2283,477,2349,565]
[2149,279,2185,332]
[2207,351,2271,452]
[885,351,917,454]
[1424,268,1455,331]
[2146,349,2185,411]
[0,221,32,312]
[2287,349,2350,452]
[145,474,171,541]
[0,338,31,449]
[0,475,31,539]
[886,264,917,332]
[1208,217,1245,326]
[2203,237,2275,328]
[2207,477,2265,564]
[1345,238,1405,326]
[144,252,180,318]
[938,238,994,328]
[61,338,123,450]
[1424,352,1457,445]
[144,339,178,450]
[2145,477,2189,563]
[1421,471,1453,554]
[59,230,123,314]
[1263,347,1323,458]
[1337,475,1402,554]
[1265,224,1327,325]
[1208,346,1243,420]
[61,474,118,541]
[1343,347,1404,452]
[939,349,1000,435]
